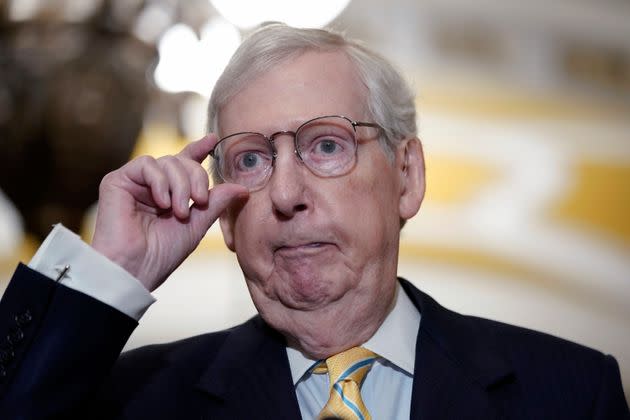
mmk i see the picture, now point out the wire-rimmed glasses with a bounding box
[210,115,382,191]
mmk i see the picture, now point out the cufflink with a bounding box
[55,265,71,282]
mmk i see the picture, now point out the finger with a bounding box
[207,183,249,219]
[179,158,210,206]
[188,183,249,234]
[158,156,192,218]
[178,134,219,163]
[123,156,171,208]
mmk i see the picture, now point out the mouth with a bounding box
[274,242,335,257]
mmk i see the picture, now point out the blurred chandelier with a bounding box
[154,17,241,96]
[209,0,352,29]
[154,0,351,96]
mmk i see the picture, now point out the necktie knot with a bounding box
[323,347,378,388]
[313,347,378,420]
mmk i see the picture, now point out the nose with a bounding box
[267,135,310,219]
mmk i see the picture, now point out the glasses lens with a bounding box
[296,116,357,176]
[214,133,273,189]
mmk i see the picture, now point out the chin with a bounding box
[274,266,355,310]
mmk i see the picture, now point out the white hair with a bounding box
[207,22,417,179]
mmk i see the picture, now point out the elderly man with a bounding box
[0,23,628,419]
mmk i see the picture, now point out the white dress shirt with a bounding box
[27,224,421,418]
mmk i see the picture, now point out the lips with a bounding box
[274,242,335,257]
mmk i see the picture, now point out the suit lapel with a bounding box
[401,279,516,420]
[195,317,302,419]
[191,280,516,419]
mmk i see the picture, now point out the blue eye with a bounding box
[241,152,259,168]
[234,150,269,173]
[317,140,338,154]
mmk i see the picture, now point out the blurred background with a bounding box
[0,0,628,403]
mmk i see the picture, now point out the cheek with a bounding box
[232,200,271,265]
[350,157,400,214]
[341,170,400,250]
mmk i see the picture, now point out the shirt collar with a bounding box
[286,282,421,384]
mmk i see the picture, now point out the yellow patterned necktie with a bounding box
[313,347,378,420]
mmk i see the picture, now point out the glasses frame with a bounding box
[210,115,382,189]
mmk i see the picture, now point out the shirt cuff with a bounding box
[28,224,156,320]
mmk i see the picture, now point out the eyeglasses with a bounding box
[210,115,382,191]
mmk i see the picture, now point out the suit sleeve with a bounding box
[0,264,137,419]
[591,354,630,419]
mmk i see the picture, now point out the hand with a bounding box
[91,135,248,291]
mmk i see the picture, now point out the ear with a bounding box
[397,137,425,220]
[219,211,236,252]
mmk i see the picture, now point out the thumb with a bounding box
[188,183,249,235]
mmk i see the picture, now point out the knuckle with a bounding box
[189,161,205,176]
[156,154,174,162]
[158,155,182,170]
[99,171,116,191]
[196,167,210,185]
[137,155,157,165]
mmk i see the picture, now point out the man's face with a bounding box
[219,50,422,357]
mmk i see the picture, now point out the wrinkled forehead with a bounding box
[216,50,370,137]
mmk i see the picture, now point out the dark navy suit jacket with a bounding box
[0,263,628,419]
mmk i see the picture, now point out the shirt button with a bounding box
[7,328,24,345]
[15,310,32,327]
[0,348,14,364]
